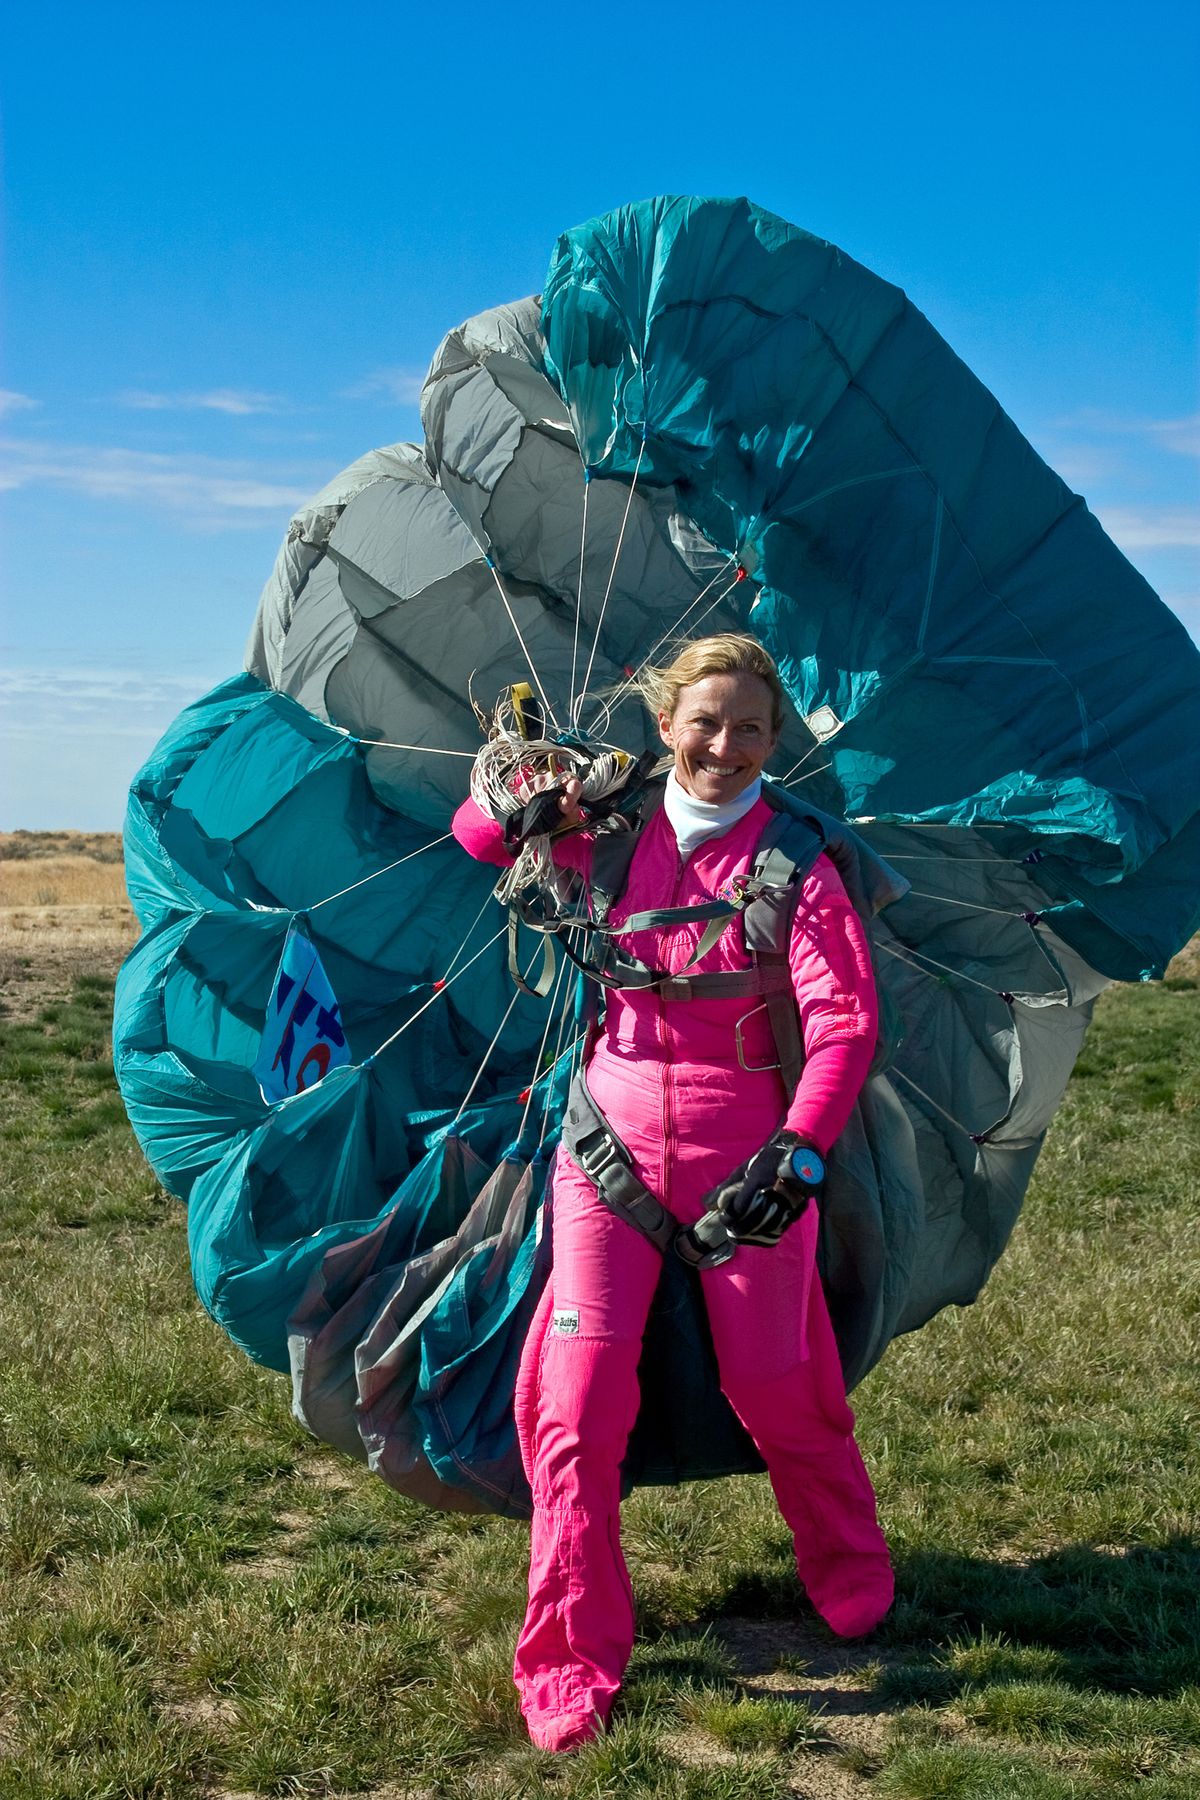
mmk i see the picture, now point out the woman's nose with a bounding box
[709,726,734,758]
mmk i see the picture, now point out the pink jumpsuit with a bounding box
[453,796,893,1751]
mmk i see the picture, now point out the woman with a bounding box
[453,634,892,1752]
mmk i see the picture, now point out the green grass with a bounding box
[0,967,1197,1798]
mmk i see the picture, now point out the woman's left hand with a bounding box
[707,1131,814,1246]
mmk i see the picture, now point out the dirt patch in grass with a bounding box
[300,1454,359,1494]
[0,912,136,1023]
[710,1615,897,1791]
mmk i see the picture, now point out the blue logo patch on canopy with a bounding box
[254,921,350,1103]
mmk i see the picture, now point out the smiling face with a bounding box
[658,671,779,803]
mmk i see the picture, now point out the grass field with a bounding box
[0,846,1196,1799]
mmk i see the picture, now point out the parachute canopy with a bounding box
[116,195,1200,1519]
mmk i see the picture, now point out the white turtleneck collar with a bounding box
[662,769,763,860]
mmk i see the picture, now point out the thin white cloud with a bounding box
[340,366,426,406]
[1037,444,1120,489]
[1050,408,1200,459]
[0,389,39,416]
[1096,505,1200,550]
[0,667,227,755]
[0,435,312,527]
[117,387,285,415]
[0,667,217,706]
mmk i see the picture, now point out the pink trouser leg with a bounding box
[512,1158,661,1751]
[702,1205,893,1637]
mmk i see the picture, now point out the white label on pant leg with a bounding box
[552,1309,580,1337]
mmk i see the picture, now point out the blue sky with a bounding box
[2,0,1197,827]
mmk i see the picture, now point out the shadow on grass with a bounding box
[693,1534,1199,1703]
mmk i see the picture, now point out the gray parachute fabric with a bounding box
[114,195,1200,1517]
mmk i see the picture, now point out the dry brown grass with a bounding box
[0,856,130,908]
[0,829,123,863]
[0,832,138,1020]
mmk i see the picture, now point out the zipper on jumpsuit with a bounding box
[657,849,688,1218]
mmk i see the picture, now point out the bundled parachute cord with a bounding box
[568,468,593,717]
[573,436,648,727]
[304,833,455,913]
[891,1067,991,1147]
[363,924,508,1066]
[469,697,638,904]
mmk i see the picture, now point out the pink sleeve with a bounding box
[451,795,594,878]
[782,853,879,1154]
[452,795,513,868]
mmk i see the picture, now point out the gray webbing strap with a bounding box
[756,951,806,1096]
[507,906,556,997]
[560,1069,676,1257]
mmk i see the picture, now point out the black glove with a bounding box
[711,1130,821,1247]
[502,786,573,848]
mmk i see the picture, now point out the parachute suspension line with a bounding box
[517,949,574,1139]
[568,468,592,718]
[331,728,474,758]
[573,436,648,727]
[612,557,738,700]
[877,938,1012,1001]
[485,555,561,732]
[778,762,832,791]
[305,833,454,913]
[581,557,743,731]
[904,888,1044,923]
[452,970,534,1124]
[778,736,833,784]
[535,949,583,1148]
[891,1068,988,1146]
[449,914,570,1125]
[916,493,945,652]
[439,888,501,984]
[879,851,1020,864]
[850,818,1016,830]
[364,924,507,1065]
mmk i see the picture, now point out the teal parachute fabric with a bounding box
[116,195,1200,1520]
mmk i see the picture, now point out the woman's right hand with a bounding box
[526,770,585,831]
[555,776,585,830]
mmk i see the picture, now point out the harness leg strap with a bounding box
[560,1071,677,1258]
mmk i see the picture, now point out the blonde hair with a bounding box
[636,634,786,736]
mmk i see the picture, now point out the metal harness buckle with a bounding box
[573,1128,624,1184]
